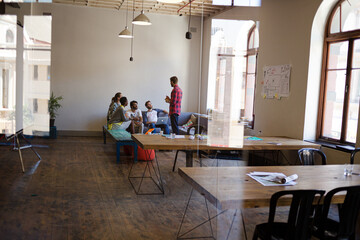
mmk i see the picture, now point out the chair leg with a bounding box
[252,228,258,240]
[172,150,180,172]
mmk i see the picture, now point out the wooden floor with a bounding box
[0,136,356,240]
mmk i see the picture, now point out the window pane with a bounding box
[253,28,259,49]
[249,31,254,49]
[212,0,231,6]
[352,39,360,68]
[0,16,16,135]
[322,70,346,140]
[233,0,261,7]
[24,16,52,49]
[330,7,340,34]
[244,74,255,122]
[23,16,51,136]
[247,55,256,74]
[0,16,17,49]
[342,0,360,32]
[328,41,349,70]
[346,69,360,143]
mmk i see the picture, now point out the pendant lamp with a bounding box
[132,0,151,25]
[119,0,133,38]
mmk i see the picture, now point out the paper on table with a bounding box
[247,172,298,186]
[249,172,284,176]
[165,135,186,139]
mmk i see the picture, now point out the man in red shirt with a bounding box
[165,76,183,134]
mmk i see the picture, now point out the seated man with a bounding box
[144,100,170,134]
[108,97,134,133]
[126,101,144,134]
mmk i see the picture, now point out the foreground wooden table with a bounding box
[131,135,320,167]
[179,165,360,209]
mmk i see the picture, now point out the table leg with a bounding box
[116,142,120,163]
[133,143,138,162]
[103,126,106,144]
[186,151,193,167]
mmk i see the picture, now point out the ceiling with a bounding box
[53,0,231,17]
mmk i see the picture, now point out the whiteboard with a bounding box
[262,64,291,99]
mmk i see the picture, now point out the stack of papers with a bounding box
[247,172,298,186]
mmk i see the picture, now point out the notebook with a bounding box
[156,116,168,124]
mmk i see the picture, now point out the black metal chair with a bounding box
[298,148,327,165]
[252,189,325,240]
[312,185,360,240]
[350,148,360,164]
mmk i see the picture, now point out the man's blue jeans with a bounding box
[148,123,170,134]
[170,114,179,135]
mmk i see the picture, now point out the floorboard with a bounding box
[0,136,358,239]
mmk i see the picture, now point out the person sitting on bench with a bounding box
[108,97,134,133]
[126,100,144,134]
[107,92,122,122]
[144,100,170,134]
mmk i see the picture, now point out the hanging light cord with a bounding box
[188,0,191,32]
[130,0,135,60]
[125,0,128,26]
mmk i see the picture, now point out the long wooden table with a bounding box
[179,165,360,209]
[131,135,320,167]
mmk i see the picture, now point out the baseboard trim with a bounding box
[58,130,102,137]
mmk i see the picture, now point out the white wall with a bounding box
[10,3,202,133]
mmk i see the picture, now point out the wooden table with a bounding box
[131,135,320,167]
[179,165,360,209]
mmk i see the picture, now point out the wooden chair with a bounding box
[350,148,360,164]
[298,148,327,165]
[312,185,360,240]
[252,189,325,240]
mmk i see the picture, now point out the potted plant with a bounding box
[48,92,63,127]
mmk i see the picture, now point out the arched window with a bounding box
[318,0,360,144]
[241,24,258,128]
[6,29,14,43]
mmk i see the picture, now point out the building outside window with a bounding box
[318,0,360,144]
[0,16,16,135]
[207,19,258,128]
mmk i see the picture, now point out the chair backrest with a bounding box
[350,148,360,164]
[298,148,327,165]
[317,185,360,239]
[268,190,325,240]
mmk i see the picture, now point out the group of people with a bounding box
[107,76,183,135]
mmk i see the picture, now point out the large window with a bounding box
[318,0,360,144]
[207,19,258,129]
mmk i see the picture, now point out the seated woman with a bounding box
[108,97,134,133]
[107,92,122,122]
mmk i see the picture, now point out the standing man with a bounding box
[165,76,182,135]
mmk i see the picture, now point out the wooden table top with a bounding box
[178,165,360,209]
[131,134,320,151]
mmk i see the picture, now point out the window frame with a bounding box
[243,24,258,129]
[317,0,360,145]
